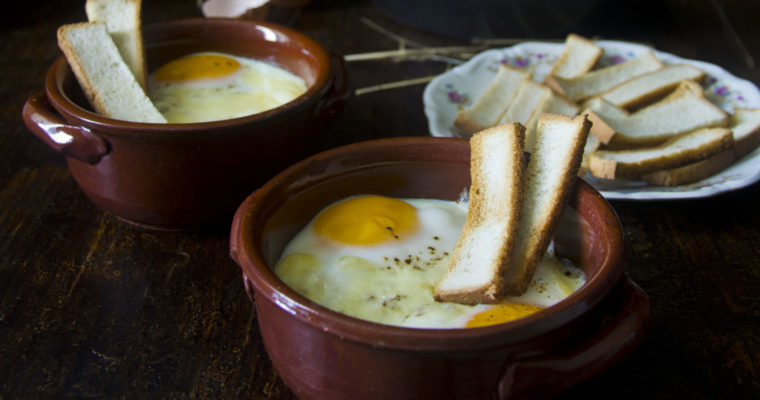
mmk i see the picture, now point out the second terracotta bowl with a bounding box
[23,18,348,230]
[230,137,650,400]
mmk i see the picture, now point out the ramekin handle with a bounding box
[498,276,650,399]
[231,190,263,267]
[230,192,258,302]
[22,91,109,164]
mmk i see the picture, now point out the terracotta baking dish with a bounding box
[23,18,348,230]
[230,137,650,399]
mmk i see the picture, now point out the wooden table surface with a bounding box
[2,0,759,398]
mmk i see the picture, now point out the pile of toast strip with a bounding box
[454,34,760,187]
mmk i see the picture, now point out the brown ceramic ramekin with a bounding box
[230,137,650,400]
[23,18,348,230]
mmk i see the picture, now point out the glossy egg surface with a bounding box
[147,52,307,123]
[274,195,585,328]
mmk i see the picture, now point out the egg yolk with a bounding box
[313,195,420,246]
[153,53,241,82]
[465,303,544,328]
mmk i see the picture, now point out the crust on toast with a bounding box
[596,64,705,110]
[588,80,730,149]
[502,114,591,295]
[453,113,486,138]
[548,34,603,80]
[731,108,760,159]
[434,123,526,304]
[582,108,616,145]
[86,0,146,89]
[640,108,760,185]
[497,80,551,127]
[552,50,663,102]
[641,149,735,186]
[524,90,581,153]
[57,22,166,123]
[579,131,601,177]
[589,127,734,179]
[454,64,529,137]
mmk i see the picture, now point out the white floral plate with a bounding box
[423,40,760,200]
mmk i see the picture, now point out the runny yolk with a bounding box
[153,53,241,82]
[466,303,544,328]
[313,195,419,246]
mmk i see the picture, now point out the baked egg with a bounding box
[147,52,307,123]
[274,195,585,329]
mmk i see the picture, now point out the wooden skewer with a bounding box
[345,46,486,62]
[354,75,438,96]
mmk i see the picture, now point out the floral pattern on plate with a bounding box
[423,40,760,200]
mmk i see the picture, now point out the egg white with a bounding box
[274,196,586,328]
[147,52,307,123]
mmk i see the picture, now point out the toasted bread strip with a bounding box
[541,90,581,116]
[552,50,663,102]
[544,34,602,94]
[434,123,526,304]
[641,108,760,186]
[595,64,705,110]
[549,34,603,79]
[503,114,591,295]
[587,80,729,148]
[524,90,581,152]
[582,108,616,145]
[57,22,166,123]
[640,148,735,186]
[579,132,601,177]
[454,64,530,137]
[578,109,613,177]
[732,108,760,159]
[86,0,146,89]
[589,127,733,179]
[497,80,551,126]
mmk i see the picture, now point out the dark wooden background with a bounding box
[1,0,759,398]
